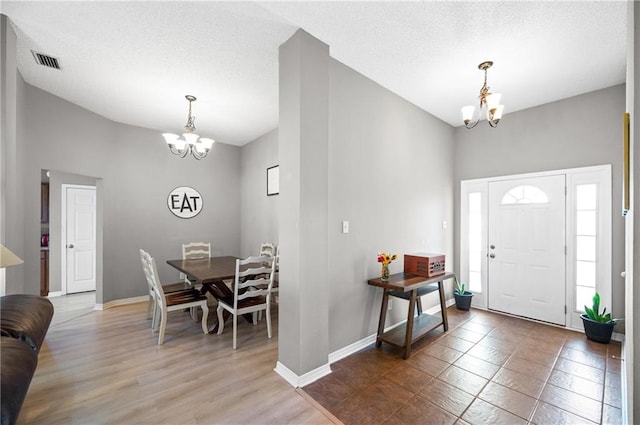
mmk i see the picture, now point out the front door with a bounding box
[65,186,96,294]
[488,175,566,325]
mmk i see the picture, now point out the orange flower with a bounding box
[377,252,397,266]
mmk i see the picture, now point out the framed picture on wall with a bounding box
[267,165,279,196]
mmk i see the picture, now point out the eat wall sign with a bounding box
[167,186,203,219]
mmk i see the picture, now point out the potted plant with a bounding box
[581,292,616,344]
[453,276,473,310]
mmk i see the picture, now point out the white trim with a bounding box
[276,298,456,388]
[566,167,613,330]
[47,291,63,297]
[61,184,96,295]
[94,295,147,311]
[329,298,456,364]
[460,165,612,330]
[461,164,612,185]
[329,334,376,364]
[460,180,488,308]
[274,361,332,388]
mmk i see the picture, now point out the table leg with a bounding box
[376,289,390,348]
[403,290,418,359]
[416,296,423,315]
[438,280,449,332]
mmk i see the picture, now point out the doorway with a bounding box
[460,165,612,330]
[62,184,97,294]
[487,175,566,325]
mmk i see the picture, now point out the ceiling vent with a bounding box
[31,51,61,70]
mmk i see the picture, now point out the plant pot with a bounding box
[454,291,473,311]
[580,314,615,344]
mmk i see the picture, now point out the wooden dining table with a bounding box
[166,256,243,333]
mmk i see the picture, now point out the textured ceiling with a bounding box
[1,1,627,146]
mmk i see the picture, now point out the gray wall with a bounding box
[240,128,279,257]
[17,83,241,303]
[327,59,455,352]
[278,29,331,376]
[453,84,626,325]
[1,15,25,293]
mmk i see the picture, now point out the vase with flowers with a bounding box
[377,252,398,281]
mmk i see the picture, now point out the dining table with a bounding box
[166,256,246,333]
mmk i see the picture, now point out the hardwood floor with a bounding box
[19,301,340,425]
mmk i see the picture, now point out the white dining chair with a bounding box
[140,249,209,345]
[216,255,276,349]
[258,243,279,295]
[181,242,212,319]
[182,242,211,260]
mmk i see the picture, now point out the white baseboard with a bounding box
[284,298,457,387]
[612,331,624,342]
[94,295,147,311]
[47,291,63,297]
[274,361,332,388]
[328,298,456,364]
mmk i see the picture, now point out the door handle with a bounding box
[490,244,495,249]
[68,244,74,249]
[489,253,495,258]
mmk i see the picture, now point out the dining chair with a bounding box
[259,242,275,257]
[140,249,209,345]
[144,275,186,321]
[216,255,276,349]
[182,242,211,260]
[258,243,279,294]
[181,242,212,319]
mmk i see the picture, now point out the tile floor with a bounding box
[303,307,622,425]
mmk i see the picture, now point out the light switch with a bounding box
[442,220,448,230]
[342,220,349,234]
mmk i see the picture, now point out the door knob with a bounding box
[490,245,495,249]
[68,244,74,249]
[489,253,495,258]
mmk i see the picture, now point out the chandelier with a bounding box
[163,95,215,160]
[461,61,505,129]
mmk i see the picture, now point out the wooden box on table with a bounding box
[404,253,445,278]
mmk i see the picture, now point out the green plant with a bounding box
[454,276,468,295]
[584,292,615,323]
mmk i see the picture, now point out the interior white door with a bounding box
[488,175,565,325]
[66,187,96,294]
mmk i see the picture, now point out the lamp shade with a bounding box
[0,244,24,268]
[183,133,200,145]
[492,104,505,120]
[162,133,179,145]
[486,93,502,110]
[461,106,475,122]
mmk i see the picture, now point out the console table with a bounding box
[368,272,455,359]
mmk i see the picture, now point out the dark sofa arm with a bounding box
[0,337,38,425]
[0,295,53,352]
